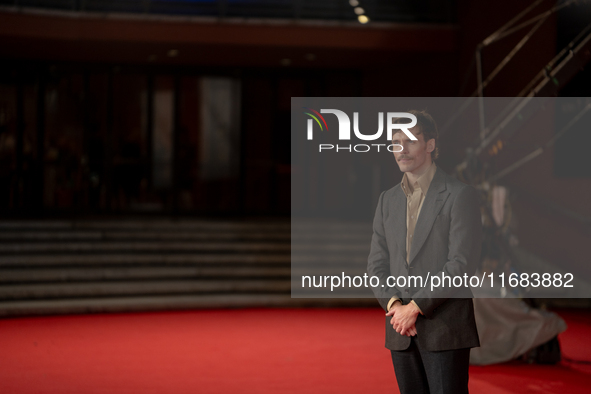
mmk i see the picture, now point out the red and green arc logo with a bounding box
[303,107,329,131]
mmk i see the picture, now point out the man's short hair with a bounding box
[393,109,439,160]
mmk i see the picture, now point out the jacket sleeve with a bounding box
[411,185,482,317]
[367,190,403,311]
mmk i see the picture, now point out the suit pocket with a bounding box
[433,214,450,227]
[431,214,450,248]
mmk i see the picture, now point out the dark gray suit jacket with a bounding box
[367,166,481,351]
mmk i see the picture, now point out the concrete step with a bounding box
[0,220,291,231]
[0,231,371,242]
[0,266,291,283]
[0,279,291,300]
[0,220,372,237]
[0,241,290,254]
[0,231,291,241]
[0,218,381,315]
[72,221,291,231]
[0,242,372,254]
[0,253,291,267]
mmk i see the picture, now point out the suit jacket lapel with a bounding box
[390,185,407,263]
[408,167,450,265]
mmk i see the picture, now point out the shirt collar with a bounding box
[401,162,437,196]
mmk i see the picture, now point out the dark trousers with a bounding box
[390,336,471,394]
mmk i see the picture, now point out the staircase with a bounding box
[0,219,299,316]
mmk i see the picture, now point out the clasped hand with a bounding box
[386,302,419,336]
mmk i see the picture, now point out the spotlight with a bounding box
[354,7,364,15]
[358,15,369,24]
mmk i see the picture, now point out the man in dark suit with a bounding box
[367,110,481,394]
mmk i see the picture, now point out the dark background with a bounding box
[0,0,590,312]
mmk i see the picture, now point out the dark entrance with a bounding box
[0,61,360,217]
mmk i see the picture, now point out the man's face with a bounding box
[392,127,435,174]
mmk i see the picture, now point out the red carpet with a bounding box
[0,308,589,394]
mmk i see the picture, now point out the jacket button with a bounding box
[405,289,410,294]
